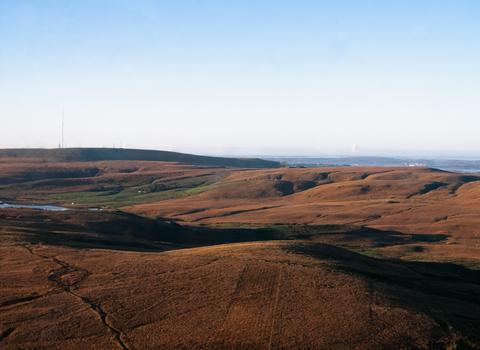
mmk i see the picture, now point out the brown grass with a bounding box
[1,160,480,348]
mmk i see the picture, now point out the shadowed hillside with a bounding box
[0,148,281,168]
[2,162,480,348]
[1,209,479,349]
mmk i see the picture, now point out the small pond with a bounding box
[0,202,70,211]
[0,202,101,211]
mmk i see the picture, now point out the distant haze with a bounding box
[1,1,480,157]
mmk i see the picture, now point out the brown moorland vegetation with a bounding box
[126,166,480,261]
[1,150,480,349]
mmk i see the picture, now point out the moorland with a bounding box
[1,148,480,349]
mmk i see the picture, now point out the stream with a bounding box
[0,202,101,211]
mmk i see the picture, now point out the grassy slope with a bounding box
[2,162,480,348]
[1,210,479,348]
[0,147,279,208]
[2,161,480,268]
[50,181,240,208]
[0,168,241,208]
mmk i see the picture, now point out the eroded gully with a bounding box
[22,246,132,350]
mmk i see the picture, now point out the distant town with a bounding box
[263,156,480,174]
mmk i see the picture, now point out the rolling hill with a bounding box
[1,149,480,348]
[0,148,281,168]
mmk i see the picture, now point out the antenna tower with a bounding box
[62,108,64,148]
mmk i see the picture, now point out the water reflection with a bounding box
[0,202,70,211]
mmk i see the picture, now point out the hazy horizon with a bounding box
[4,145,480,161]
[2,1,480,156]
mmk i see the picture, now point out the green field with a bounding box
[50,180,238,208]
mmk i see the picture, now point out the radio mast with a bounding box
[62,108,64,148]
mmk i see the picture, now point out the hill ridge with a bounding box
[0,148,281,168]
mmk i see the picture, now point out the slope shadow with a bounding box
[3,208,479,345]
[1,209,446,253]
[287,242,480,347]
[274,224,450,248]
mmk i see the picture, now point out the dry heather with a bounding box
[2,240,479,349]
[1,158,480,348]
[124,165,480,264]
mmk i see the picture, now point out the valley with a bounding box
[1,149,480,349]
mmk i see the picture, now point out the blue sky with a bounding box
[1,1,480,157]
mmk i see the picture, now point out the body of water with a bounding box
[0,202,102,211]
[0,202,70,211]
